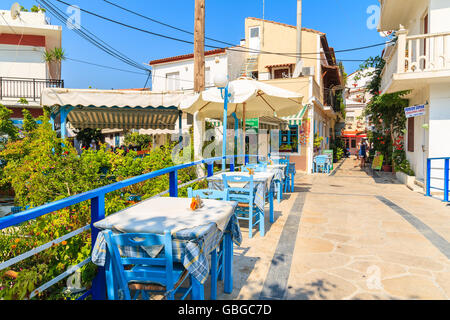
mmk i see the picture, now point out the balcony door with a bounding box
[249,27,260,56]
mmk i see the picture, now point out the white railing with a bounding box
[405,32,450,73]
[381,29,450,91]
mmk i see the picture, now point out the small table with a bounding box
[91,197,241,299]
[207,171,275,223]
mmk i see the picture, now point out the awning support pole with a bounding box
[222,85,229,171]
[60,106,74,139]
[178,110,183,144]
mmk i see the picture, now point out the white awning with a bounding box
[41,88,185,130]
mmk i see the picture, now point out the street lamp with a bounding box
[214,73,230,171]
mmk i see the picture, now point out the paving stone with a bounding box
[382,275,447,300]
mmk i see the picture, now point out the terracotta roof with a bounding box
[265,63,295,69]
[115,88,150,91]
[149,48,227,65]
[246,17,325,35]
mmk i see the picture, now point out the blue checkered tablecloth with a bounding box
[207,172,275,212]
[91,210,241,285]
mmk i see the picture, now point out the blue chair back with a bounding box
[187,188,229,201]
[222,174,255,204]
[103,229,175,300]
[315,156,328,165]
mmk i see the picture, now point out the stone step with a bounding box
[414,178,424,188]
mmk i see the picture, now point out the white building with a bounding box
[149,47,246,153]
[0,7,62,121]
[340,68,374,154]
[378,0,450,190]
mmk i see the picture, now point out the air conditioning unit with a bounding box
[302,67,315,76]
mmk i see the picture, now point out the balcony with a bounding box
[0,77,64,102]
[381,29,450,94]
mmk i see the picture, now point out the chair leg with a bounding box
[210,249,218,300]
[248,206,253,239]
[291,173,294,192]
[260,208,265,237]
[277,181,281,203]
[218,241,224,281]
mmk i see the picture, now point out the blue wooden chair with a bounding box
[222,174,264,238]
[288,162,296,192]
[278,159,290,193]
[314,155,330,174]
[103,230,196,300]
[187,187,228,300]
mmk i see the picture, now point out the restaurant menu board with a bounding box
[372,154,384,170]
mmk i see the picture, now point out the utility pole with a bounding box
[194,0,205,92]
[296,0,302,64]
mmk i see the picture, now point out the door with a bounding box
[249,27,260,55]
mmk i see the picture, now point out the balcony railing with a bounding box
[381,29,450,91]
[0,77,64,101]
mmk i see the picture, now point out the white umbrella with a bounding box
[180,78,303,168]
[180,78,303,119]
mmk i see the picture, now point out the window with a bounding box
[166,72,180,91]
[250,27,259,38]
[351,139,356,148]
[346,116,355,123]
[273,68,290,79]
[407,117,415,152]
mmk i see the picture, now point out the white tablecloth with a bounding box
[94,197,237,234]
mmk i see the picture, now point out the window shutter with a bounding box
[407,117,414,152]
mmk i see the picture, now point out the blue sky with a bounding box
[13,0,385,89]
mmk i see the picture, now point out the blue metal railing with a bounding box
[0,154,258,300]
[426,157,450,202]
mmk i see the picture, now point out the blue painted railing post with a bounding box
[207,163,214,177]
[444,159,449,202]
[245,154,249,165]
[169,170,178,197]
[91,193,106,300]
[230,157,235,172]
[426,158,431,197]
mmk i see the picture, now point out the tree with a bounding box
[0,104,18,143]
[42,48,66,80]
[124,132,152,150]
[52,48,66,80]
[22,109,38,134]
[75,128,104,149]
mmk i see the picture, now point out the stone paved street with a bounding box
[217,157,450,300]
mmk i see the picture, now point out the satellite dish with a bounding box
[10,2,21,20]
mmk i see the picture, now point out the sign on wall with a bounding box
[404,105,425,118]
[245,118,259,134]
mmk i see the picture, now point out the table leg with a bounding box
[224,232,233,294]
[269,185,274,223]
[191,276,205,300]
[210,249,217,300]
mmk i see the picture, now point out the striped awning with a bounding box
[281,105,308,125]
[41,88,185,130]
[67,107,179,130]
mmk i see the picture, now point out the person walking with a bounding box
[359,139,367,169]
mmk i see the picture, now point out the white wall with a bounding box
[0,44,47,78]
[428,83,450,189]
[430,0,450,33]
[151,53,228,92]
